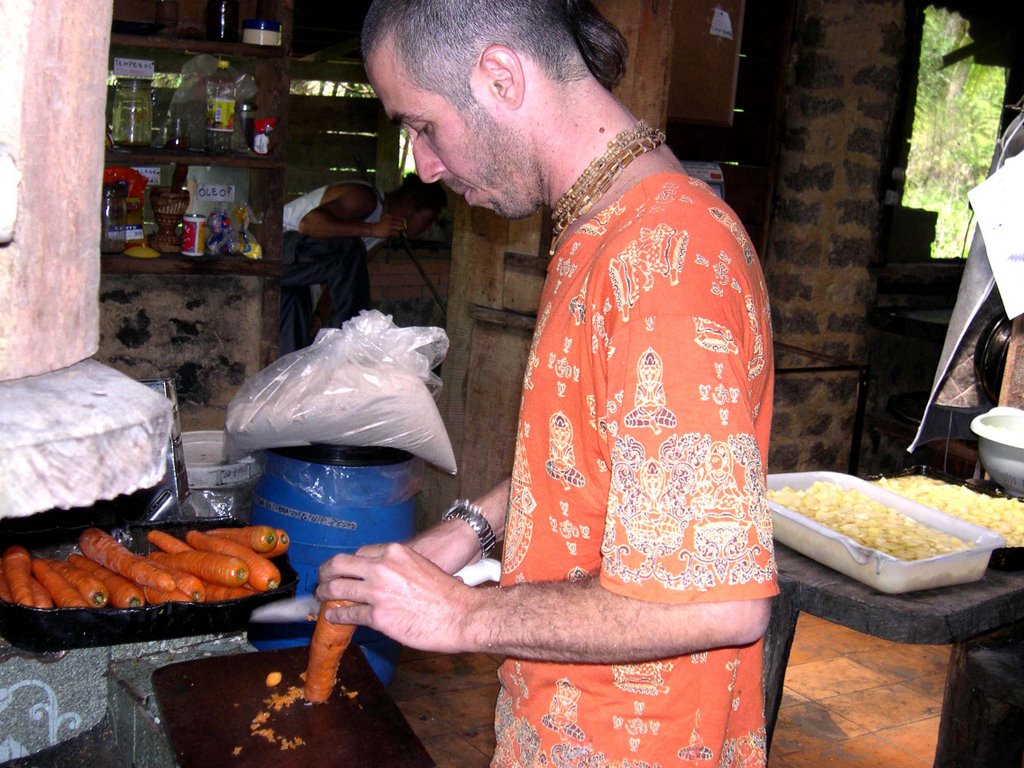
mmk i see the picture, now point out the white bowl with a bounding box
[971,407,1024,497]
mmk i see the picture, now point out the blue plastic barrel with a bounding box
[248,444,423,685]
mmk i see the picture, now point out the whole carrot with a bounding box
[28,578,54,609]
[143,585,193,605]
[31,559,89,608]
[264,529,290,559]
[79,528,177,593]
[48,559,108,607]
[304,600,357,703]
[68,554,144,608]
[0,568,12,602]
[3,545,45,607]
[208,526,278,553]
[146,555,205,601]
[201,581,256,601]
[185,531,280,591]
[146,529,192,554]
[150,549,247,587]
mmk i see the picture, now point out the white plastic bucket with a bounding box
[182,431,262,519]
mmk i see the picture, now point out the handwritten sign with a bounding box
[132,167,161,187]
[710,8,734,40]
[196,184,236,204]
[112,58,154,79]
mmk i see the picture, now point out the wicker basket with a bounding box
[149,186,190,253]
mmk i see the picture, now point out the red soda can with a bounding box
[181,214,205,256]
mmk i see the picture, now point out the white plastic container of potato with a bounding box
[768,471,1005,594]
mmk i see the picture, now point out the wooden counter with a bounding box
[765,543,1024,766]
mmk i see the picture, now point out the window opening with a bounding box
[901,5,1008,260]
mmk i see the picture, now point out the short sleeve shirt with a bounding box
[493,172,777,767]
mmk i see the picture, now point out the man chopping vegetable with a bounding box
[316,1,778,764]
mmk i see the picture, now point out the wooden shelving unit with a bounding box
[106,0,294,363]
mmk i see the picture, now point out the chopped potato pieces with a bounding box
[769,481,973,561]
[873,475,1024,547]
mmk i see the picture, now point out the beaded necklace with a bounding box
[549,119,666,255]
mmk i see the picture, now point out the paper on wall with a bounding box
[968,152,1024,320]
[710,7,734,40]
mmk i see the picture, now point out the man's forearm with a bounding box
[458,577,772,663]
[298,209,372,239]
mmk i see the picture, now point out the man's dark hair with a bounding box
[362,0,627,109]
[395,173,447,213]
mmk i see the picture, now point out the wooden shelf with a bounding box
[110,32,287,59]
[105,146,285,169]
[101,254,280,277]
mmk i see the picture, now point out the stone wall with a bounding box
[96,274,264,432]
[766,0,908,473]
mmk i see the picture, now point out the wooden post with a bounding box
[0,0,111,381]
[999,315,1024,408]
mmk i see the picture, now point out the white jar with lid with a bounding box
[242,18,281,46]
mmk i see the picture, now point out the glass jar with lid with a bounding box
[112,78,154,147]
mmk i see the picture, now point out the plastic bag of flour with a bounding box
[224,310,456,474]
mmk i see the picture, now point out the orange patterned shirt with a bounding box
[493,172,777,768]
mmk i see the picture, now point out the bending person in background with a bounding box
[316,1,778,766]
[278,173,447,356]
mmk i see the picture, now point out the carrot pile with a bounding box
[0,525,290,611]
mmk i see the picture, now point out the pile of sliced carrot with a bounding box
[0,525,291,610]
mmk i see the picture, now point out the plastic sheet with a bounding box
[225,311,456,473]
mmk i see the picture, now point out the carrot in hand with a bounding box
[185,530,280,591]
[264,529,290,559]
[68,554,145,608]
[79,528,176,593]
[48,559,108,607]
[149,549,248,587]
[146,555,206,601]
[303,600,357,704]
[145,529,192,555]
[31,559,89,608]
[3,545,50,608]
[208,525,278,553]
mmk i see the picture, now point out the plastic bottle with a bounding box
[205,60,236,155]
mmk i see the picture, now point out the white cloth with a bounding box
[282,181,384,250]
[910,111,1024,451]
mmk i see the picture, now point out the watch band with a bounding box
[442,499,497,559]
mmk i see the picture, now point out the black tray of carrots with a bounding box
[0,510,297,653]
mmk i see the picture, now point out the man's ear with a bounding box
[471,45,525,111]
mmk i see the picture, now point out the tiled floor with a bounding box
[387,612,949,767]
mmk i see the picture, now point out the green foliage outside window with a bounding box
[903,6,1007,259]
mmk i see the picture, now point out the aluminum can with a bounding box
[181,214,206,256]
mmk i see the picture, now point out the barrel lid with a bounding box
[268,444,413,467]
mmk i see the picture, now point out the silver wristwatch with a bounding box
[442,499,497,559]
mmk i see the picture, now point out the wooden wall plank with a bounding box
[287,95,378,130]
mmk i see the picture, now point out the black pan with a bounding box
[0,516,296,653]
